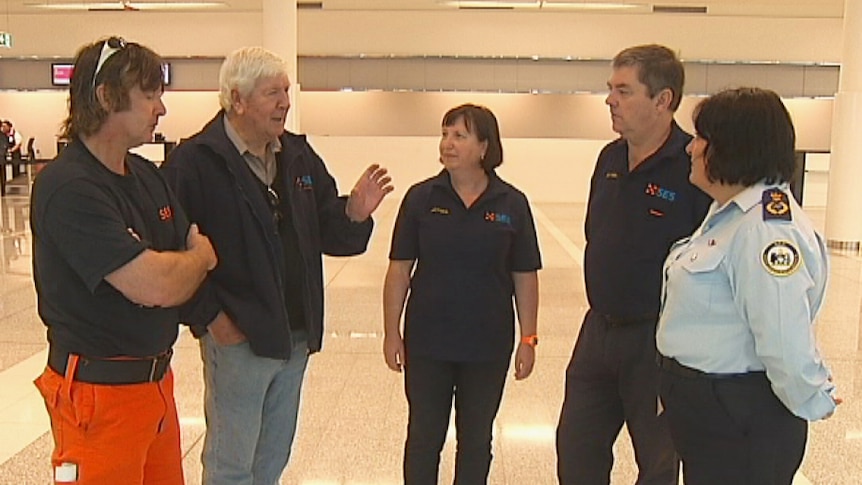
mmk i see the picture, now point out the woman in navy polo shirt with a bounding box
[383,103,542,485]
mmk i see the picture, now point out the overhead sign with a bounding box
[0,32,11,49]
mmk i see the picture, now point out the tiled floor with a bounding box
[0,191,860,484]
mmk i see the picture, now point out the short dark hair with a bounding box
[613,44,685,111]
[693,87,796,186]
[62,37,164,139]
[441,104,503,171]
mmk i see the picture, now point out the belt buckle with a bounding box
[147,358,159,382]
[147,350,172,382]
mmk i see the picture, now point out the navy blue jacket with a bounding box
[162,112,373,359]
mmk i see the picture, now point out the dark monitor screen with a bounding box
[51,63,74,86]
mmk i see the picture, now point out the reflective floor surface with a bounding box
[0,191,860,484]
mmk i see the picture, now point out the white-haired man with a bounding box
[163,46,393,484]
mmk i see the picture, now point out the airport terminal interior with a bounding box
[0,172,861,485]
[2,0,862,484]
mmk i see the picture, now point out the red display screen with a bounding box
[51,63,74,86]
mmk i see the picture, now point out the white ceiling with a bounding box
[6,0,846,17]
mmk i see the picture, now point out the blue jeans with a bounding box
[200,331,309,485]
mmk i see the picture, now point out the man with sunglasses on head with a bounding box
[31,37,217,485]
[162,46,393,485]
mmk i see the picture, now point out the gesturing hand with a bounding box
[346,164,394,222]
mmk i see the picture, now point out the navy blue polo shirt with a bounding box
[583,122,711,320]
[390,169,542,362]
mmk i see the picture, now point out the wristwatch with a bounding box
[520,335,538,348]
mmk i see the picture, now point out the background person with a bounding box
[0,119,9,155]
[556,44,711,485]
[163,46,393,485]
[1,120,24,177]
[656,87,841,485]
[31,36,216,485]
[0,119,8,196]
[383,103,541,485]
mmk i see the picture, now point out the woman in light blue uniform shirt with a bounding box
[655,87,841,485]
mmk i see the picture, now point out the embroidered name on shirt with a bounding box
[158,205,173,221]
[606,172,619,179]
[430,207,450,215]
[295,175,314,190]
[645,183,676,202]
[484,211,512,225]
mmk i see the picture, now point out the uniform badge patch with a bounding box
[761,240,801,276]
[484,211,512,225]
[295,175,314,190]
[762,188,792,221]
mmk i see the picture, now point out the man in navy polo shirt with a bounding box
[556,44,711,484]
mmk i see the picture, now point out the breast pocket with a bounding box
[678,248,728,311]
[630,204,683,261]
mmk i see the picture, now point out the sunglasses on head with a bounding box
[92,37,127,93]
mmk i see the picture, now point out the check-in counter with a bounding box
[57,139,176,166]
[129,141,177,166]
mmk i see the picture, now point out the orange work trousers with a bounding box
[34,360,184,485]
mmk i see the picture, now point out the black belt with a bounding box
[48,346,172,385]
[601,313,657,326]
[656,354,765,381]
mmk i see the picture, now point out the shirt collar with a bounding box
[698,181,791,234]
[626,121,689,172]
[223,115,282,157]
[430,169,506,197]
[728,180,790,213]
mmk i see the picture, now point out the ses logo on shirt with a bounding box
[295,175,314,190]
[484,211,512,225]
[158,205,173,221]
[645,183,676,202]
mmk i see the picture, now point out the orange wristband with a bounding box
[520,335,538,347]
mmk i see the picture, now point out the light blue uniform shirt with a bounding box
[657,182,836,421]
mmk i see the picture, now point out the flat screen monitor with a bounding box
[51,63,74,86]
[51,62,170,87]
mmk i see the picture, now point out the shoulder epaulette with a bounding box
[762,188,792,222]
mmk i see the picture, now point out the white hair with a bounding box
[218,46,290,112]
